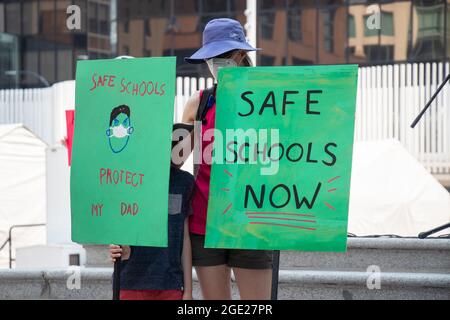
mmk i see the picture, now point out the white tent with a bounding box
[349,139,450,237]
[0,124,47,268]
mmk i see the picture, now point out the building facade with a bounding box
[0,0,113,88]
[0,0,449,88]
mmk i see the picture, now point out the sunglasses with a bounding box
[215,50,241,59]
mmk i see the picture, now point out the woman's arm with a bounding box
[181,219,193,300]
[179,92,200,171]
[182,91,200,124]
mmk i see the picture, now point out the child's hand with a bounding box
[182,291,193,300]
[61,136,68,148]
[109,245,130,262]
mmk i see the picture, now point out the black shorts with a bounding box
[190,233,274,270]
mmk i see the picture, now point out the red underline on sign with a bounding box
[324,202,336,210]
[327,176,341,183]
[246,212,315,218]
[224,169,233,177]
[328,188,337,193]
[222,203,233,215]
[248,216,316,223]
[250,222,316,231]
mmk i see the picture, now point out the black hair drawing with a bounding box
[109,105,131,126]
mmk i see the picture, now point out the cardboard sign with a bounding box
[71,57,176,246]
[205,65,358,252]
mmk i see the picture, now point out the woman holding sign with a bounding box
[182,18,273,300]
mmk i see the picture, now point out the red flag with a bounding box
[65,110,75,166]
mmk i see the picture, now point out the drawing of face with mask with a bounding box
[106,104,134,154]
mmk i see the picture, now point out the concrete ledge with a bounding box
[281,238,450,273]
[278,270,450,288]
[346,238,450,250]
[83,245,111,268]
[1,268,449,300]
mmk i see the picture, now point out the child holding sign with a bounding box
[109,123,195,300]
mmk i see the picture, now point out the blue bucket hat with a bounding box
[185,18,259,64]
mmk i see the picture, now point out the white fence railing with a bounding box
[1,63,449,174]
[355,63,450,174]
[0,87,54,143]
[0,81,75,145]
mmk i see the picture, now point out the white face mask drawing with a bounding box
[108,124,134,139]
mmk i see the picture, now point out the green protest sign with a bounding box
[205,65,358,252]
[71,57,176,247]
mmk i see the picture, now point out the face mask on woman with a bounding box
[206,51,253,80]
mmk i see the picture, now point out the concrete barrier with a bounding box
[1,238,449,300]
[1,268,449,300]
[281,238,450,273]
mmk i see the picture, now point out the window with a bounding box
[201,0,228,12]
[197,0,238,31]
[364,11,394,37]
[144,19,151,37]
[348,14,356,38]
[73,0,88,32]
[174,1,197,15]
[381,12,394,36]
[88,2,98,33]
[22,37,40,78]
[124,8,130,33]
[323,9,335,53]
[23,1,39,36]
[292,57,313,65]
[40,40,56,84]
[345,46,356,57]
[6,2,21,35]
[0,4,4,33]
[0,33,20,88]
[57,45,73,82]
[260,11,276,40]
[288,9,302,42]
[259,54,276,66]
[364,45,394,62]
[99,4,110,35]
[410,1,445,61]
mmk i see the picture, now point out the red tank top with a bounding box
[189,90,216,235]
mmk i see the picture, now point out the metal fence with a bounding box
[355,62,450,174]
[0,80,75,145]
[0,63,449,174]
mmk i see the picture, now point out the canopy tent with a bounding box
[0,124,47,268]
[349,139,450,237]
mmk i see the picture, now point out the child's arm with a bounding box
[181,220,193,300]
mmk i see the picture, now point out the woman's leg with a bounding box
[233,268,272,300]
[195,265,232,300]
